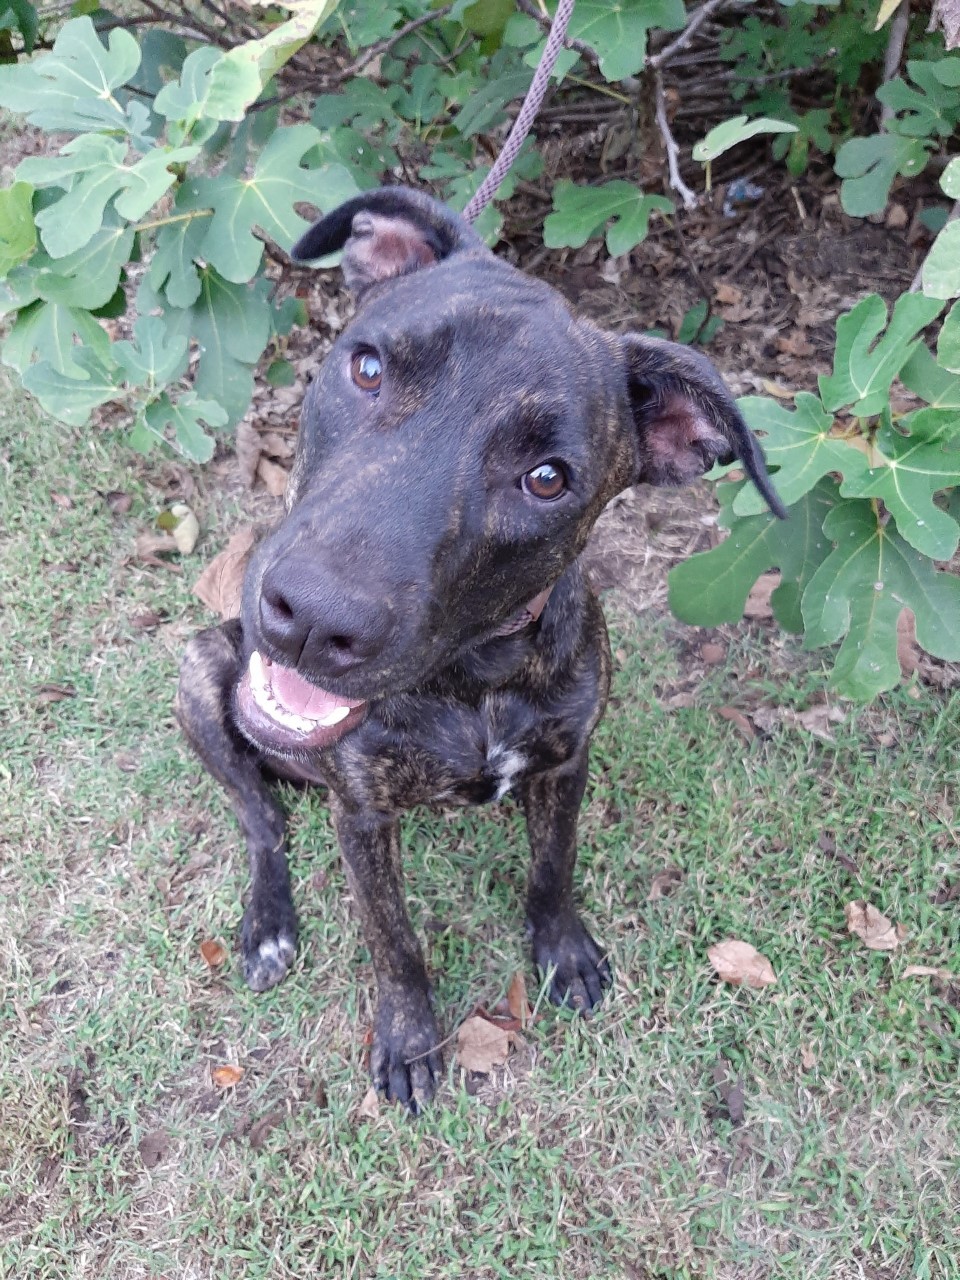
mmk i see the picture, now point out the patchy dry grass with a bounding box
[2,383,959,1280]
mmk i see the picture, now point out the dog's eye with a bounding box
[350,350,382,393]
[521,461,567,501]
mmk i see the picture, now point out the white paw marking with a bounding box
[258,933,295,966]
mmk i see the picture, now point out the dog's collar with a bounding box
[492,586,554,638]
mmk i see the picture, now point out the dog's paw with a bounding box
[370,989,443,1115]
[529,910,612,1012]
[241,902,297,992]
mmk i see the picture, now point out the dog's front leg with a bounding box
[176,622,297,993]
[521,746,613,1011]
[331,799,443,1112]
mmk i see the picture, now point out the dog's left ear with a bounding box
[621,334,786,518]
[290,186,487,295]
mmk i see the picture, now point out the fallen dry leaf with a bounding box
[192,526,256,620]
[257,457,288,498]
[716,706,756,742]
[760,379,797,400]
[104,490,133,514]
[648,866,684,901]
[135,531,179,560]
[775,330,815,359]
[844,900,905,952]
[800,1043,817,1071]
[792,704,845,742]
[714,282,743,306]
[357,1086,380,1119]
[259,430,296,460]
[248,1109,285,1149]
[897,608,919,678]
[700,642,726,665]
[236,419,261,488]
[711,1059,745,1126]
[212,1064,244,1089]
[169,503,200,555]
[50,491,74,510]
[35,682,76,704]
[902,965,951,980]
[708,939,777,989]
[506,971,530,1028]
[130,609,164,631]
[457,1014,515,1074]
[137,1130,170,1169]
[744,572,779,620]
[199,939,227,969]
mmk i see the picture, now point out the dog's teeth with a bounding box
[317,705,350,727]
[248,650,353,734]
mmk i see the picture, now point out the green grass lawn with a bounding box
[2,381,958,1280]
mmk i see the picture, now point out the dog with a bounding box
[176,186,784,1112]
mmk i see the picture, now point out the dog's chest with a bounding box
[333,689,571,812]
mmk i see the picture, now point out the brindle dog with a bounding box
[176,187,784,1112]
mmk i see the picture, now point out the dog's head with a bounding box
[235,188,783,755]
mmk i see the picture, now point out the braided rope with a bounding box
[462,0,576,223]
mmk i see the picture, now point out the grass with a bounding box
[1,380,959,1280]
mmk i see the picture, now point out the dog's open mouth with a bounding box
[234,651,367,752]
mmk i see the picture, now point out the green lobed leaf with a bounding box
[668,479,836,632]
[179,125,359,283]
[567,0,686,82]
[838,408,960,560]
[114,315,189,390]
[544,180,674,256]
[2,298,110,376]
[818,292,945,417]
[900,343,960,410]
[0,182,36,274]
[942,157,960,198]
[148,213,210,309]
[733,392,870,516]
[938,300,960,374]
[834,133,931,217]
[22,345,120,426]
[801,500,960,700]
[205,0,342,122]
[453,68,532,138]
[139,391,227,462]
[160,267,273,426]
[921,221,960,300]
[875,59,960,137]
[0,16,140,134]
[30,221,134,310]
[692,115,797,163]
[20,136,199,257]
[153,46,222,143]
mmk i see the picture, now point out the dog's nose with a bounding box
[259,557,393,676]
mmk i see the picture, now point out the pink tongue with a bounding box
[269,661,364,717]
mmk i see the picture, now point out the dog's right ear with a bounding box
[290,187,487,295]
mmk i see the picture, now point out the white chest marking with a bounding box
[488,742,527,801]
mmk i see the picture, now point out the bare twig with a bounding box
[648,0,729,69]
[335,5,453,82]
[880,0,911,128]
[653,67,698,209]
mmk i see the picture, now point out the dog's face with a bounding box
[233,189,783,757]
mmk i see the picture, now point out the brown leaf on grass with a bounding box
[897,609,919,678]
[130,610,164,631]
[248,1109,285,1149]
[716,706,756,742]
[35,683,76,704]
[648,866,684,901]
[708,939,777,989]
[199,939,227,969]
[844,900,905,951]
[506,971,530,1028]
[714,282,743,306]
[800,1043,817,1071]
[744,572,780,620]
[700,642,725,665]
[259,430,296,460]
[136,531,179,560]
[711,1060,745,1126]
[902,965,952,980]
[792,704,845,742]
[257,457,288,498]
[104,490,133,514]
[456,1014,516,1074]
[775,330,815,359]
[50,491,74,510]
[192,526,256,620]
[212,1065,243,1089]
[357,1086,380,1119]
[137,1130,170,1169]
[236,419,261,488]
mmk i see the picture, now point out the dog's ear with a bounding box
[290,186,487,294]
[621,334,786,518]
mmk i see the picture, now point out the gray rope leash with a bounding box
[462,0,576,223]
